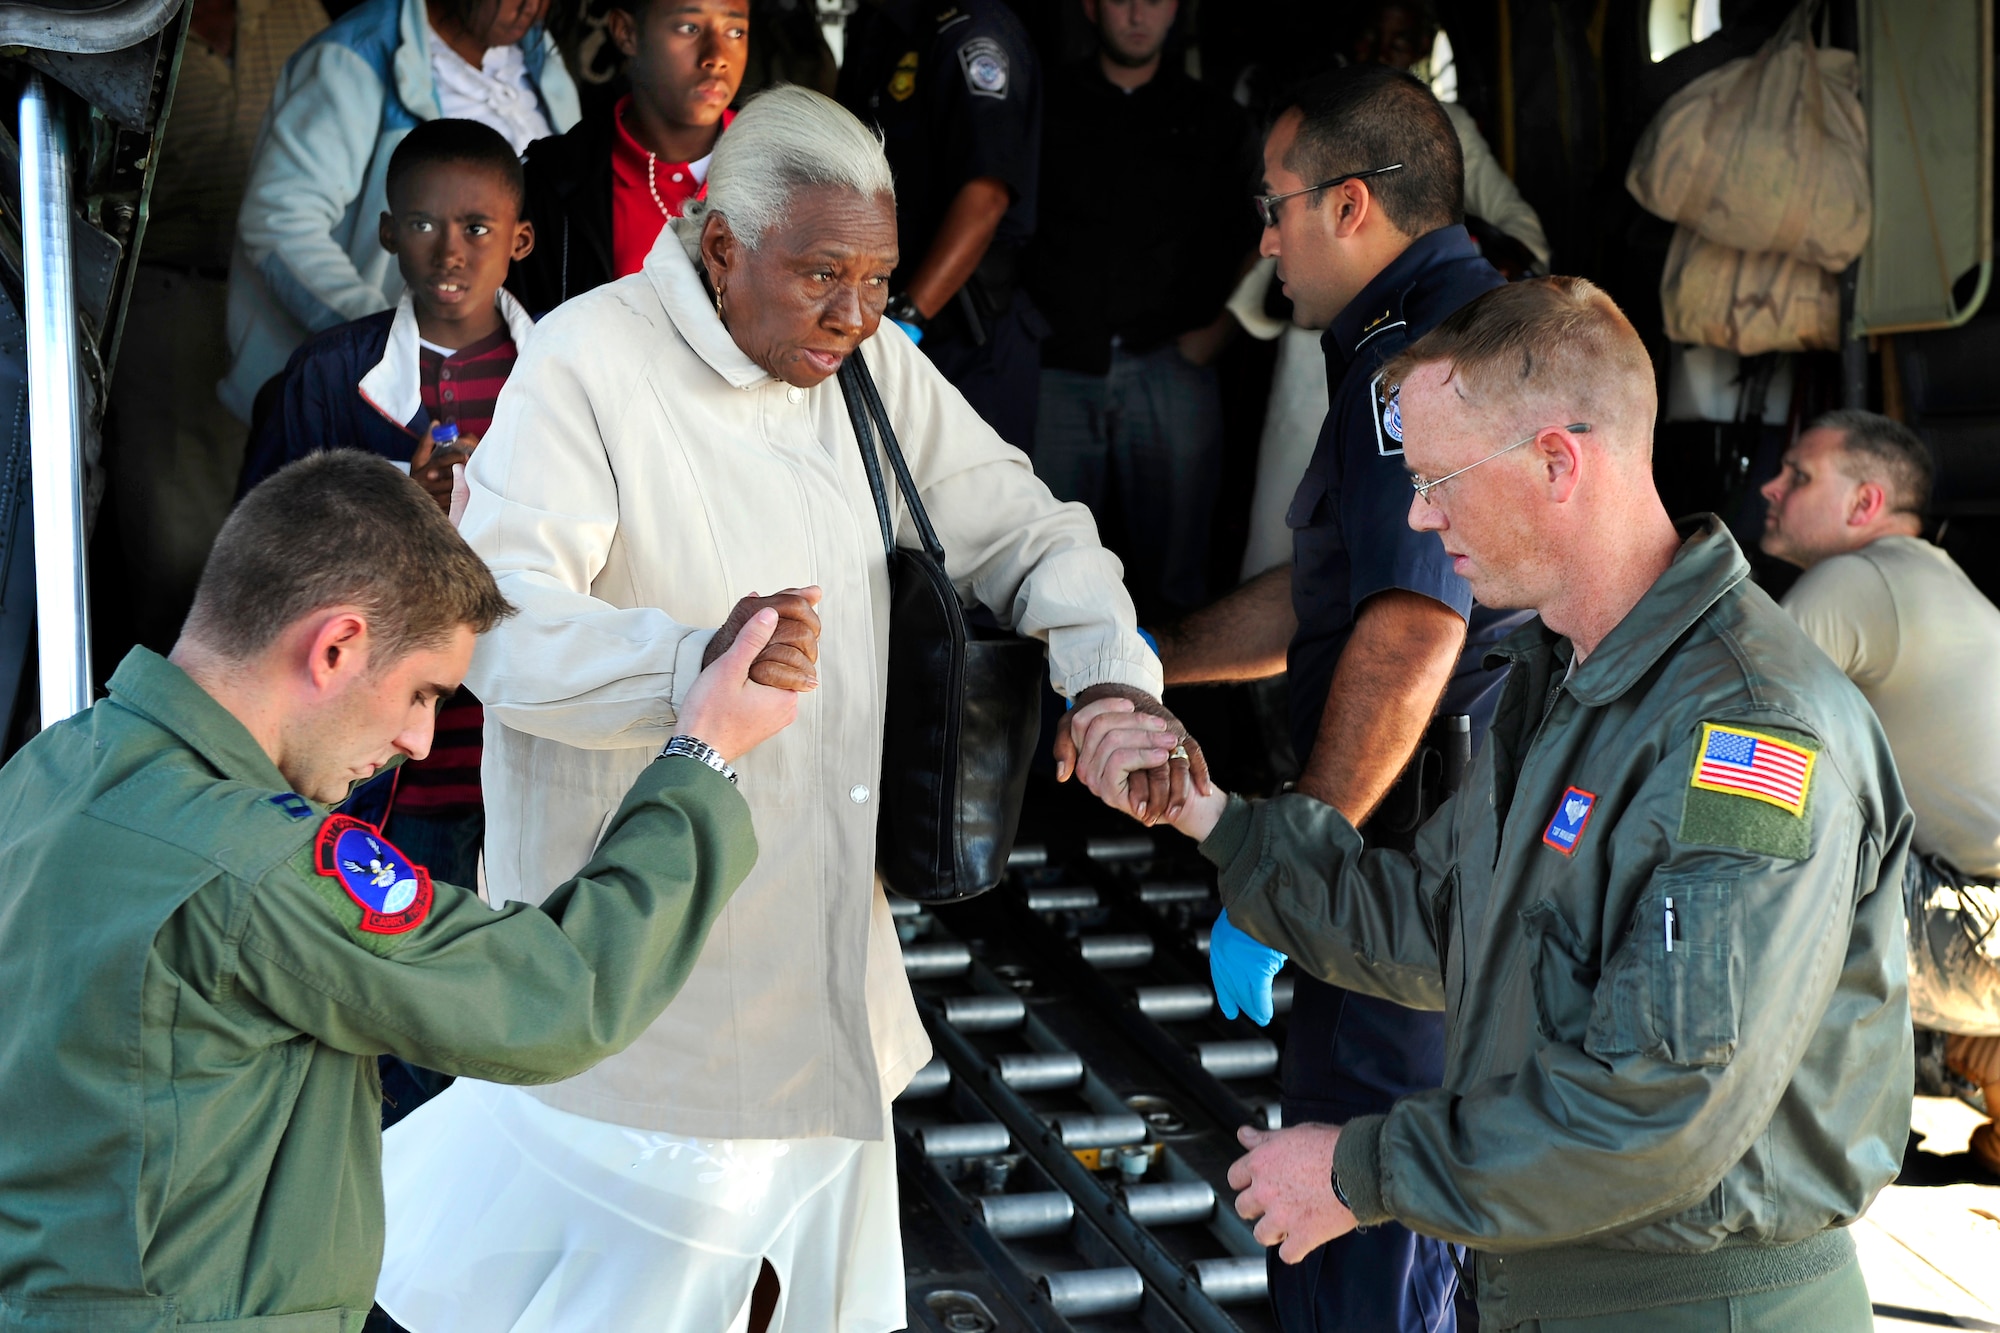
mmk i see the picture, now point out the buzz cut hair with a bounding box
[385,117,527,215]
[1378,276,1658,447]
[183,451,514,666]
[1811,408,1934,515]
[1277,64,1462,240]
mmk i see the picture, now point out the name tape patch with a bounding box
[314,815,433,934]
[1542,785,1597,855]
[1689,722,1814,816]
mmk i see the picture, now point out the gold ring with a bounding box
[1169,744,1190,762]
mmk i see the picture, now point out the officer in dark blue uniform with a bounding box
[1150,66,1532,1331]
[836,0,1045,449]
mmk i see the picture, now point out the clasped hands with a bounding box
[702,587,825,691]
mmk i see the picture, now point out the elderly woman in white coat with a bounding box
[374,87,1197,1333]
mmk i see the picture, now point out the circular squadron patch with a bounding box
[314,815,433,934]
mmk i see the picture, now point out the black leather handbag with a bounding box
[838,354,1044,903]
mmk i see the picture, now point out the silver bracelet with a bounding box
[660,734,738,786]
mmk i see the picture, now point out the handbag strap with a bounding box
[838,352,948,564]
[838,359,897,558]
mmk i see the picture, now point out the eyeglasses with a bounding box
[1407,423,1592,504]
[1254,164,1404,228]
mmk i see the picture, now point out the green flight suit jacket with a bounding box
[0,649,756,1330]
[1205,518,1914,1329]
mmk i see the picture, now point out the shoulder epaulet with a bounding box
[86,765,323,884]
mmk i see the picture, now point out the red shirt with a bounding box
[417,324,518,444]
[610,98,733,279]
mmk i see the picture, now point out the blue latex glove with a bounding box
[1209,908,1287,1025]
[892,319,925,345]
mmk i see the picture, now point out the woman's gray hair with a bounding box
[673,85,896,264]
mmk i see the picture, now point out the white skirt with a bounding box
[376,1080,907,1332]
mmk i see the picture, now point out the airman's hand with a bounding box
[1053,684,1209,825]
[704,587,823,692]
[1229,1124,1356,1264]
[677,608,802,761]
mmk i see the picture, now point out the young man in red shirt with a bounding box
[508,0,747,314]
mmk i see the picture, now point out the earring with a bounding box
[714,285,725,318]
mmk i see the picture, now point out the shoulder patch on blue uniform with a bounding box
[313,815,433,934]
[959,35,1009,98]
[1541,785,1596,855]
[1371,372,1403,456]
[269,792,313,820]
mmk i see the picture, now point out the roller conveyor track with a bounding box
[895,837,1289,1332]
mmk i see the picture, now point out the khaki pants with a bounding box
[1510,1253,1872,1332]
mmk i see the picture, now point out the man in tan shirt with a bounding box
[1761,408,2000,1172]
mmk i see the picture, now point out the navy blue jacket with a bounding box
[238,310,421,497]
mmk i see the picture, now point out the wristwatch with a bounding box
[661,734,738,786]
[884,292,926,329]
[1330,1159,1353,1211]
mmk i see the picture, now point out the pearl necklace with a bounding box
[646,153,674,219]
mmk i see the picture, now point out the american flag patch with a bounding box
[1689,723,1815,815]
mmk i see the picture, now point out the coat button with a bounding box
[849,784,870,804]
[787,386,805,404]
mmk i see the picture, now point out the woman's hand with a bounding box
[704,587,823,692]
[1065,696,1228,841]
[1054,684,1210,825]
[677,609,802,762]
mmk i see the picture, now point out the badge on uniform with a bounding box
[1689,722,1814,815]
[888,50,918,102]
[1541,785,1597,855]
[314,815,433,934]
[1371,372,1404,456]
[959,36,1009,99]
[1679,720,1819,859]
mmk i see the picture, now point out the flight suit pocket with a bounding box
[1587,879,1741,1066]
[1521,900,1596,1043]
[0,1295,174,1330]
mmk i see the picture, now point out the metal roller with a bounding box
[897,1057,951,1100]
[919,1122,1011,1158]
[1137,881,1211,905]
[1194,1039,1281,1080]
[902,941,971,979]
[1123,1180,1216,1227]
[1194,926,1211,955]
[1272,974,1296,1015]
[1007,843,1049,870]
[1134,984,1213,1022]
[1048,1112,1149,1149]
[1085,834,1155,863]
[941,993,1026,1031]
[995,1051,1083,1091]
[1255,1101,1284,1130]
[976,1191,1073,1239]
[888,897,923,919]
[1037,1267,1145,1318]
[1192,1256,1269,1303]
[1024,886,1099,912]
[1077,934,1154,968]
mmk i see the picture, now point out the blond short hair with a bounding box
[1379,277,1656,447]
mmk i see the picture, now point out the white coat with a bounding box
[459,235,1159,1141]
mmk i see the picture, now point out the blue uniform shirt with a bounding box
[1285,225,1533,759]
[836,0,1041,286]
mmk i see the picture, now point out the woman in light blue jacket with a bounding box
[220,0,579,422]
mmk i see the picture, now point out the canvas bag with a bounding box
[1627,1,1870,271]
[1660,226,1841,355]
